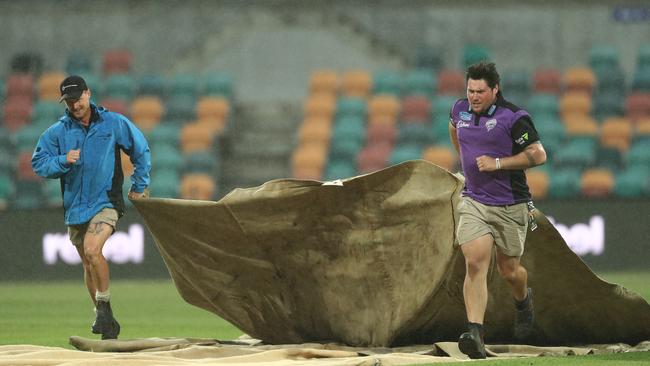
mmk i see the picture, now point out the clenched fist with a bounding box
[66,149,80,165]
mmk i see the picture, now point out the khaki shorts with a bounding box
[68,208,119,247]
[456,196,529,257]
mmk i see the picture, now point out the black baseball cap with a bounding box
[59,75,88,102]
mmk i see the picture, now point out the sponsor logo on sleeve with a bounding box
[515,132,529,145]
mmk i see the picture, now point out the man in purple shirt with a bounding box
[449,62,547,359]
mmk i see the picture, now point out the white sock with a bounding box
[96,290,111,303]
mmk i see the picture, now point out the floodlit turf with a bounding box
[0,279,242,347]
[0,271,649,366]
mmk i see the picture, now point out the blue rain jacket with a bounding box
[32,104,151,225]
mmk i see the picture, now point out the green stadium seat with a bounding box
[336,97,367,119]
[431,95,458,116]
[589,46,620,70]
[183,151,217,174]
[501,70,530,96]
[431,114,452,142]
[0,174,14,209]
[403,69,436,97]
[596,146,624,172]
[593,91,625,121]
[65,50,93,76]
[103,74,135,101]
[548,169,581,198]
[32,101,62,126]
[165,94,196,122]
[632,68,650,92]
[593,67,626,95]
[12,181,44,209]
[328,137,364,161]
[324,160,357,180]
[636,44,650,70]
[372,70,402,96]
[534,116,565,161]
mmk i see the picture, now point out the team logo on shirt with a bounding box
[460,111,472,121]
[486,119,497,131]
[515,132,529,145]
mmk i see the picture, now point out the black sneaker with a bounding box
[458,325,486,359]
[95,300,121,340]
[514,287,534,340]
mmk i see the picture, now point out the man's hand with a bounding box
[128,188,150,200]
[476,155,499,172]
[66,149,80,165]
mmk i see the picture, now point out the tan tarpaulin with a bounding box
[2,340,648,365]
[127,160,650,347]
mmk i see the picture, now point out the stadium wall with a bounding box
[1,199,649,281]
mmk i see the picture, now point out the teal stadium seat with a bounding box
[548,169,581,199]
[388,144,423,165]
[613,165,650,198]
[415,47,443,72]
[137,74,167,97]
[432,95,458,117]
[12,181,44,209]
[148,124,181,147]
[165,94,196,122]
[632,68,650,92]
[462,44,491,69]
[202,72,233,98]
[65,50,93,75]
[328,138,364,161]
[431,114,452,144]
[526,94,559,119]
[332,116,366,145]
[403,69,436,97]
[533,116,565,160]
[79,73,103,102]
[627,140,650,167]
[15,124,44,153]
[593,91,624,121]
[149,168,180,198]
[43,178,62,207]
[103,74,135,101]
[183,151,217,174]
[32,101,62,127]
[324,160,357,180]
[501,70,531,108]
[637,44,650,70]
[151,144,183,171]
[0,174,14,209]
[169,73,199,99]
[372,70,403,96]
[552,138,596,170]
[336,97,367,119]
[397,123,434,147]
[589,46,620,70]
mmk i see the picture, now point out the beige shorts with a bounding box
[456,196,529,257]
[68,208,119,247]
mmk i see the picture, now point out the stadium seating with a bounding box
[580,168,615,198]
[372,70,403,96]
[102,49,132,75]
[525,168,550,200]
[403,69,436,97]
[341,70,372,98]
[532,68,561,94]
[180,173,215,200]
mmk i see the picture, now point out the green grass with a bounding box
[0,279,242,347]
[0,271,648,366]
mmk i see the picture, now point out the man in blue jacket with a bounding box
[32,75,151,340]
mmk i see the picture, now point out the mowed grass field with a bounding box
[1,271,649,365]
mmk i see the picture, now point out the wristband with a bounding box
[495,158,501,170]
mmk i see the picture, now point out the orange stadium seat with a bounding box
[130,96,164,132]
[180,122,217,153]
[309,70,339,96]
[559,92,592,119]
[525,169,550,200]
[298,117,332,146]
[303,94,336,120]
[600,117,633,152]
[291,142,328,179]
[341,70,372,98]
[367,114,398,127]
[180,173,216,200]
[368,95,400,121]
[196,96,230,121]
[37,72,66,101]
[580,168,614,198]
[562,67,596,94]
[635,118,650,141]
[422,146,457,171]
[563,114,599,138]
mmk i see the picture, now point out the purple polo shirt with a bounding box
[450,93,540,206]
